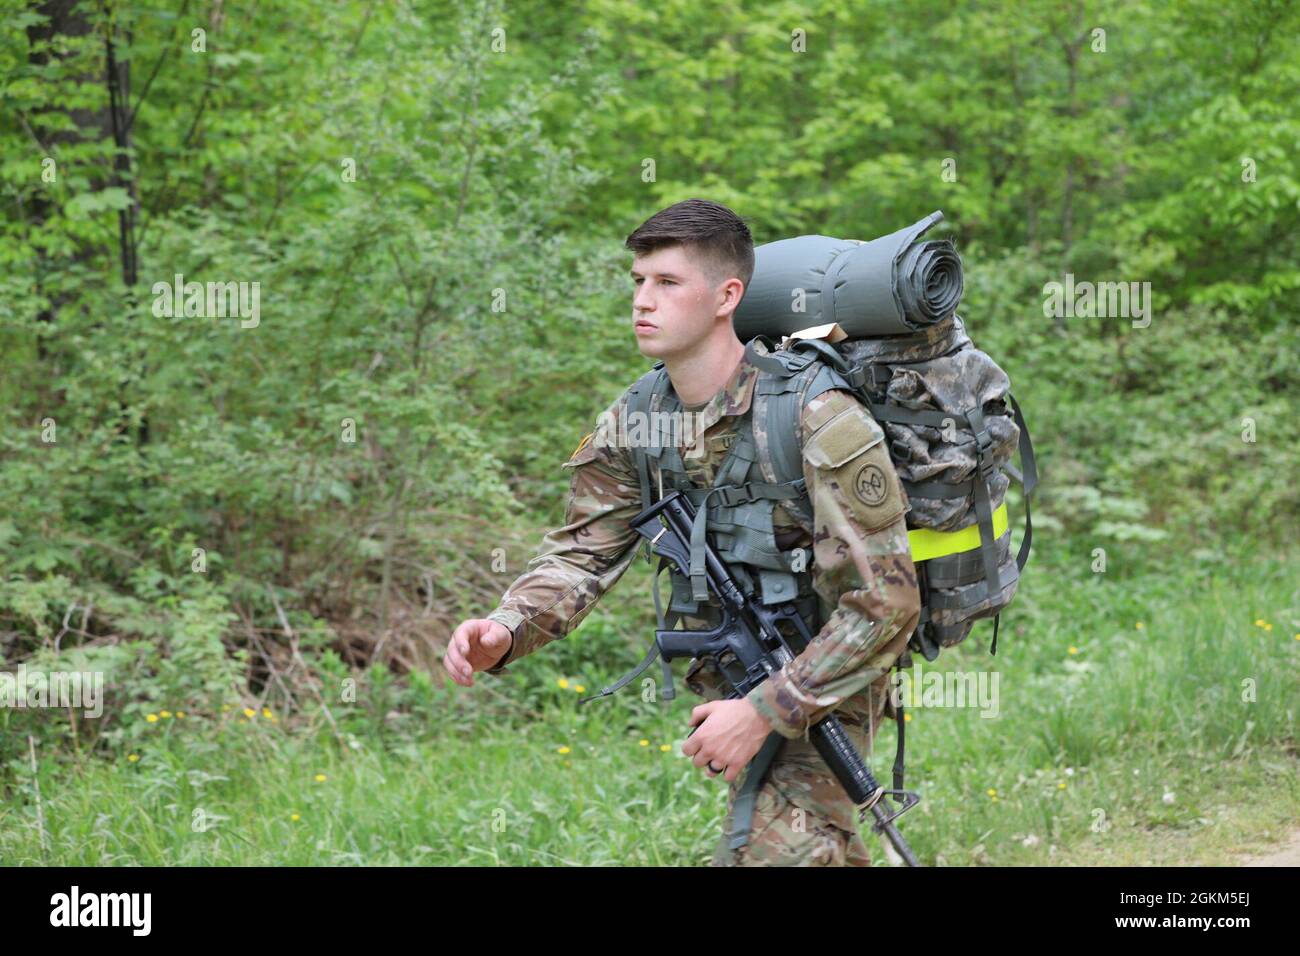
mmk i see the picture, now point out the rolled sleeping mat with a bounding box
[734,210,963,339]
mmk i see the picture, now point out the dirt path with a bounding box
[1238,827,1300,866]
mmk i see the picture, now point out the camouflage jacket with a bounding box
[485,342,922,749]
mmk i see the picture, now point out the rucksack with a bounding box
[752,318,1037,663]
[731,210,1038,663]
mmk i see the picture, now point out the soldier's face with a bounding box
[630,245,738,360]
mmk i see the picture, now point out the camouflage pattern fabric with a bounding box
[485,344,921,865]
[709,702,881,866]
[842,314,1019,532]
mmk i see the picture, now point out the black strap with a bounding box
[1007,393,1037,571]
[892,679,906,792]
[577,638,662,705]
[728,731,783,850]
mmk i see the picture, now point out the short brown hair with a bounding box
[625,198,755,291]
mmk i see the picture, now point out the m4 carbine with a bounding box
[630,490,921,867]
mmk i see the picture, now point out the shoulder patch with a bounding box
[803,401,884,470]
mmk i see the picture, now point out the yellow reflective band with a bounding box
[907,502,1010,563]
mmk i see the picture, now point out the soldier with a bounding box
[444,198,920,866]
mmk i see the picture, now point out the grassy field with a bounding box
[1,538,1296,866]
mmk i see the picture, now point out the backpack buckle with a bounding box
[973,428,996,482]
[716,484,753,507]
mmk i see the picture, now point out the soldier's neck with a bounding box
[664,334,746,407]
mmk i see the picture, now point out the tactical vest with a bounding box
[624,339,856,649]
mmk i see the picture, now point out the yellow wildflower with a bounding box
[659,744,671,753]
[1068,646,1078,655]
[262,707,273,719]
[987,788,997,797]
[639,739,649,747]
[314,773,327,782]
[1058,782,1067,789]
[1134,622,1144,630]
[557,746,571,755]
[159,710,172,718]
[557,678,570,689]
[290,813,301,822]
[904,713,912,722]
[176,711,185,719]
[127,754,139,763]
[243,708,256,719]
[145,713,158,723]
[574,685,586,693]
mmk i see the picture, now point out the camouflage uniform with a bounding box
[485,341,921,866]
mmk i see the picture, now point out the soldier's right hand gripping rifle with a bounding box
[630,490,923,867]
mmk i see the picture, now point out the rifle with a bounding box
[630,490,922,866]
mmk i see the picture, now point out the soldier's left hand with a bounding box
[682,700,773,783]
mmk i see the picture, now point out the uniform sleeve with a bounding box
[746,388,922,739]
[483,393,644,674]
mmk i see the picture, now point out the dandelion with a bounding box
[1068,646,1078,655]
[1058,782,1067,790]
[574,685,586,694]
[159,710,173,718]
[557,746,571,755]
[243,708,256,719]
[314,773,327,783]
[1254,618,1266,627]
[638,739,649,747]
[659,744,671,753]
[1294,633,1299,641]
[176,711,186,719]
[1134,622,1144,630]
[262,707,273,719]
[290,813,301,822]
[986,788,997,797]
[1263,623,1273,632]
[127,754,139,763]
[145,713,158,723]
[904,713,913,722]
[557,678,570,689]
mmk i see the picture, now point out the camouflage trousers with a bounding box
[708,711,879,867]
